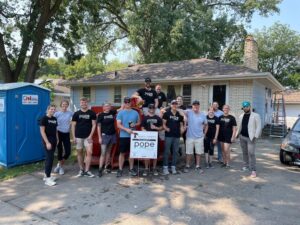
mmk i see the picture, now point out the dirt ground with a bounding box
[0,137,299,225]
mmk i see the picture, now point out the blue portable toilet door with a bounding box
[12,90,45,164]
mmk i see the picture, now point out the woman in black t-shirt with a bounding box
[218,105,237,168]
[97,102,117,177]
[40,104,58,186]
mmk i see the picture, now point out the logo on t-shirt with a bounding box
[207,119,215,124]
[48,119,57,124]
[147,119,158,124]
[170,115,179,121]
[79,115,90,119]
[104,115,113,119]
[145,92,153,97]
[221,118,230,123]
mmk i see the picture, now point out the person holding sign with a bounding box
[141,104,163,176]
[162,100,184,175]
[116,97,141,177]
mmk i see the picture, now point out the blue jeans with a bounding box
[163,137,180,167]
[217,141,223,161]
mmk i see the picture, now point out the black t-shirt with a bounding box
[219,115,237,138]
[157,92,167,108]
[206,115,219,139]
[163,110,184,138]
[137,88,158,107]
[142,115,163,131]
[72,109,96,138]
[241,113,250,137]
[97,110,117,135]
[40,115,57,138]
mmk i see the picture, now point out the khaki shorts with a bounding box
[76,138,93,150]
[186,137,204,155]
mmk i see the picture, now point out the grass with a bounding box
[0,148,78,182]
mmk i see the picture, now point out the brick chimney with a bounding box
[244,35,258,70]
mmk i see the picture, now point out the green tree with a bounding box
[255,23,300,86]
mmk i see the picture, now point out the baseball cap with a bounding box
[192,100,200,105]
[123,97,131,103]
[148,104,155,109]
[145,77,151,83]
[171,100,178,105]
[242,101,251,108]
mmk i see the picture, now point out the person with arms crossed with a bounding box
[72,97,97,178]
[97,102,117,177]
[141,104,163,176]
[40,104,58,186]
[156,84,167,109]
[116,97,141,177]
[237,101,261,178]
[53,100,73,175]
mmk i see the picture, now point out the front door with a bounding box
[212,85,226,110]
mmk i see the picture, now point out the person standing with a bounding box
[141,104,163,176]
[53,100,73,175]
[97,102,117,177]
[162,100,184,175]
[72,97,97,178]
[218,105,237,168]
[132,77,158,115]
[204,107,220,169]
[212,102,224,163]
[116,97,141,177]
[40,104,58,186]
[183,100,207,173]
[156,84,167,109]
[237,101,262,178]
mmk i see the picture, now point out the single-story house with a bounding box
[62,36,284,127]
[284,90,300,128]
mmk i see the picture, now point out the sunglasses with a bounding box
[124,101,131,104]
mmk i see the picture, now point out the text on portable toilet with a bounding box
[22,94,38,105]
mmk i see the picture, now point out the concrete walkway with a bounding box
[0,138,299,225]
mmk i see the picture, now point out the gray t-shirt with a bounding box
[214,109,224,118]
[186,110,207,139]
[54,111,73,133]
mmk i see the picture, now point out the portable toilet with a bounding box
[0,82,50,167]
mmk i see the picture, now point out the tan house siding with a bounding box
[229,80,253,117]
[192,82,210,111]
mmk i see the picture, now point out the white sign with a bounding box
[130,131,158,159]
[0,98,4,112]
[22,95,38,105]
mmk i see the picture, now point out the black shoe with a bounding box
[221,163,226,168]
[104,165,111,173]
[205,163,209,169]
[98,168,103,177]
[209,163,214,168]
[116,169,123,177]
[129,169,137,176]
[178,148,182,156]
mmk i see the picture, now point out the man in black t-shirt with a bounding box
[132,77,158,115]
[72,97,97,178]
[162,100,184,175]
[155,84,167,108]
[141,104,163,176]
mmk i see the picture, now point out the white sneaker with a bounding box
[43,176,57,181]
[163,167,169,175]
[44,177,56,186]
[59,167,65,175]
[53,164,60,173]
[241,166,249,172]
[171,166,177,175]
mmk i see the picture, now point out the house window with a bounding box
[82,87,91,100]
[114,86,122,103]
[182,84,192,106]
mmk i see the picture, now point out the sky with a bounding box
[107,0,300,62]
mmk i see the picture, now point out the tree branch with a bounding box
[0,32,12,81]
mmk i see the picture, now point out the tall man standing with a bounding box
[132,77,158,115]
[183,100,207,173]
[212,102,224,163]
[116,97,141,177]
[237,101,261,178]
[72,97,97,177]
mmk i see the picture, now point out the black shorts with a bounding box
[204,137,214,155]
[218,133,232,144]
[119,137,131,153]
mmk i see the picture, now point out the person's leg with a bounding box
[171,138,180,167]
[105,143,113,168]
[217,141,222,162]
[240,135,249,169]
[100,144,107,169]
[56,131,63,166]
[44,148,55,178]
[185,138,194,168]
[62,132,71,165]
[209,141,215,165]
[224,143,231,166]
[204,137,209,165]
[163,137,172,167]
[220,142,226,165]
[248,138,257,172]
[119,153,125,170]
[195,137,204,168]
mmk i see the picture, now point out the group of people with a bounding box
[39,77,262,187]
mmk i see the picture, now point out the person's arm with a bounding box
[56,130,59,145]
[131,91,142,99]
[204,123,208,137]
[117,119,133,134]
[40,126,52,150]
[154,98,159,108]
[213,124,220,144]
[97,124,102,144]
[150,118,164,131]
[88,119,96,140]
[255,114,262,138]
[163,119,170,132]
[231,126,237,142]
[180,121,184,134]
[71,121,76,143]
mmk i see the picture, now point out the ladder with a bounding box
[269,92,287,137]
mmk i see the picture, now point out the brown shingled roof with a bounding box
[63,58,261,85]
[284,90,300,104]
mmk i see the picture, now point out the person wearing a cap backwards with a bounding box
[183,100,207,173]
[236,101,261,178]
[162,99,185,175]
[116,97,141,177]
[132,77,159,115]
